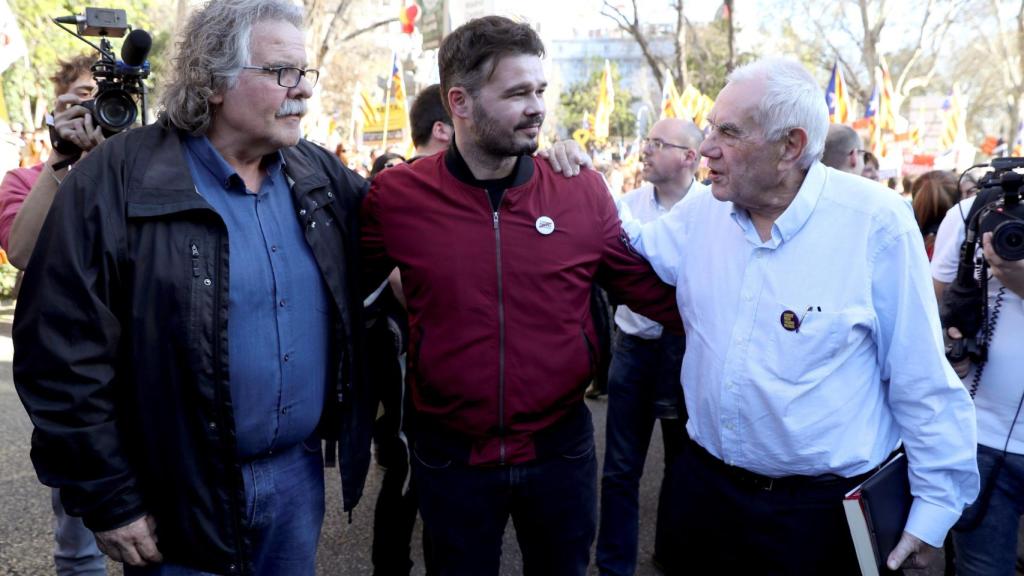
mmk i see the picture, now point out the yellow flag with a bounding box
[593,60,614,141]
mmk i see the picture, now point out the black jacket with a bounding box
[13,120,373,575]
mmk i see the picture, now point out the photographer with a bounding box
[0,54,105,269]
[933,190,1024,576]
[0,54,107,576]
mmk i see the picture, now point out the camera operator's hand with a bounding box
[52,93,105,159]
[983,232,1024,298]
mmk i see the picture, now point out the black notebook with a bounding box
[843,452,911,576]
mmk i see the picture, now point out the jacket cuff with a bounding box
[84,503,148,533]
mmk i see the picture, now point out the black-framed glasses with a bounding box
[641,137,690,152]
[241,65,320,88]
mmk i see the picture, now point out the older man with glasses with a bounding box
[596,118,706,576]
[13,1,374,574]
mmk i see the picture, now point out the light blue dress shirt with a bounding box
[613,179,707,339]
[622,162,979,547]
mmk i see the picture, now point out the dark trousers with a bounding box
[666,440,862,576]
[412,440,597,576]
[372,435,434,576]
[596,331,686,576]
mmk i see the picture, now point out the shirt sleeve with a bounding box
[618,194,689,287]
[598,187,682,332]
[871,223,980,547]
[0,166,35,250]
[931,203,968,284]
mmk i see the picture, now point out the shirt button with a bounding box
[734,336,743,345]
[208,422,217,431]
[271,245,278,252]
[203,278,212,286]
[279,299,286,307]
[283,353,290,362]
[281,407,288,414]
[743,293,753,302]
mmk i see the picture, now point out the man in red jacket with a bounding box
[360,15,682,576]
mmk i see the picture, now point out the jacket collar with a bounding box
[443,136,534,189]
[132,119,328,205]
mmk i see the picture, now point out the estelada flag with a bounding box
[825,62,851,124]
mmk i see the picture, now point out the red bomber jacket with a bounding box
[361,147,682,465]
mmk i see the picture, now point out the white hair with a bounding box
[726,57,829,170]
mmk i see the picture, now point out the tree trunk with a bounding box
[673,1,688,87]
[725,0,735,72]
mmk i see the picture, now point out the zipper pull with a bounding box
[493,211,499,229]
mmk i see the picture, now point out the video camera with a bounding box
[941,157,1024,365]
[50,8,152,156]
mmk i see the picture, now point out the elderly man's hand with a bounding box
[94,514,163,567]
[886,531,942,572]
[983,232,1024,298]
[52,93,106,156]
[537,139,592,177]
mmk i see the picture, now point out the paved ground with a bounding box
[1,299,1021,575]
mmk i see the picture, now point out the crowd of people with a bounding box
[2,1,1022,575]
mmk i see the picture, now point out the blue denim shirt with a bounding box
[183,135,329,460]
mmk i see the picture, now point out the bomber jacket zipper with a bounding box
[493,209,506,464]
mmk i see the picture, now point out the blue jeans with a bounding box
[954,444,1024,576]
[51,488,106,576]
[125,439,325,576]
[412,436,598,576]
[596,331,685,576]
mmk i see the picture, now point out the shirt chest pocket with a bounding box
[759,306,866,386]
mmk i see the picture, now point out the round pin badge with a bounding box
[780,310,800,332]
[535,216,555,235]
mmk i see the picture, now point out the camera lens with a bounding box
[992,221,1024,261]
[94,90,137,133]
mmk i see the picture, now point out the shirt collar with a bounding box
[649,178,697,212]
[729,162,825,247]
[773,161,825,243]
[183,133,285,192]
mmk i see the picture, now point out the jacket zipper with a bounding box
[493,209,506,465]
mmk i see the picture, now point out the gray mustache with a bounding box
[276,99,307,118]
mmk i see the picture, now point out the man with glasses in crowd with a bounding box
[14,0,374,574]
[596,118,705,576]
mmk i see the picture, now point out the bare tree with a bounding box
[973,0,1024,148]
[601,0,673,88]
[807,0,966,112]
[304,0,397,67]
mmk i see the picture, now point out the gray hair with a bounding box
[726,57,829,170]
[159,0,304,134]
[821,124,862,170]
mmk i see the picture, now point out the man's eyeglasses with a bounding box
[241,66,320,88]
[641,137,690,152]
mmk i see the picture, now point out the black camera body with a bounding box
[50,8,151,155]
[975,169,1024,261]
[941,158,1024,365]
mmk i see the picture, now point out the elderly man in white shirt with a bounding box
[620,57,978,575]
